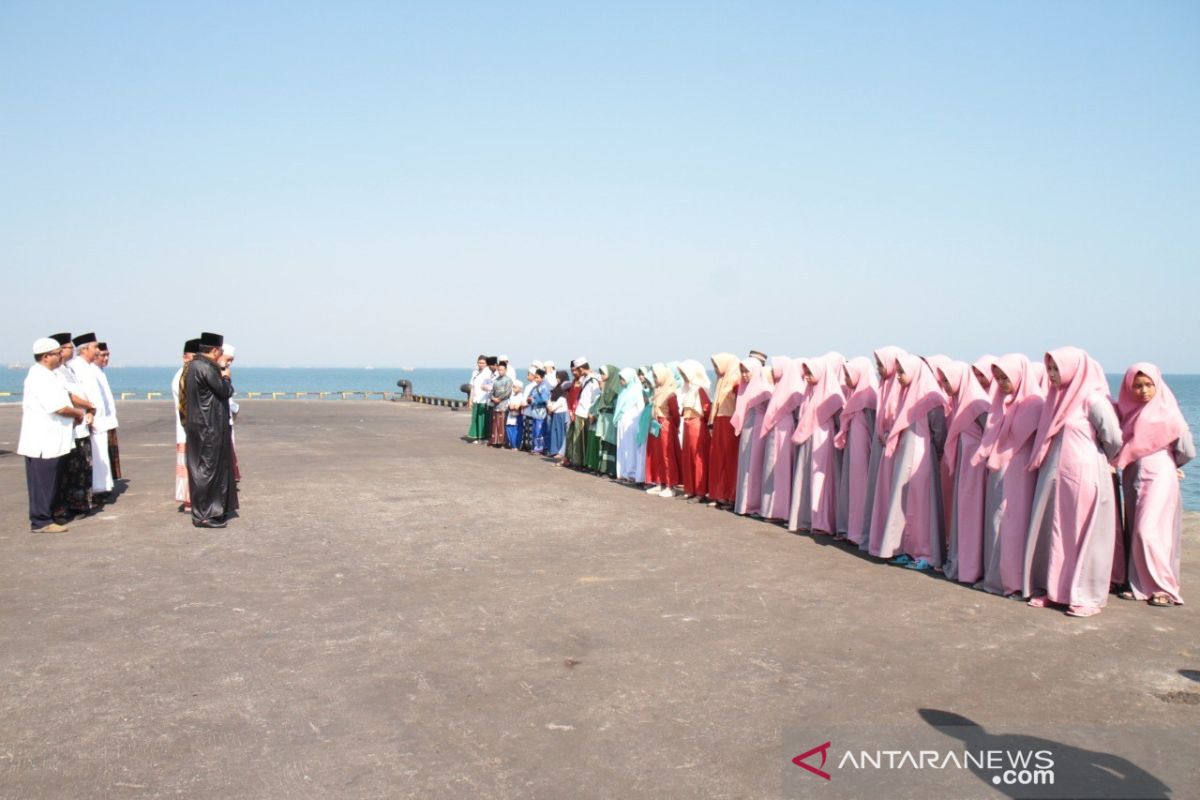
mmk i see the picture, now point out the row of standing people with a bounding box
[16,333,122,533]
[467,349,1194,617]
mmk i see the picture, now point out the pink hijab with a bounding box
[1029,347,1110,470]
[872,346,907,441]
[923,354,956,414]
[884,354,946,456]
[939,360,991,472]
[793,353,847,445]
[972,354,1047,471]
[762,356,803,433]
[972,354,999,394]
[833,357,878,449]
[731,358,772,435]
[1113,362,1187,469]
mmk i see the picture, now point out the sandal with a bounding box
[1066,605,1102,618]
[889,554,914,566]
[1117,590,1136,601]
[904,558,932,571]
[1027,596,1050,608]
[1149,594,1175,607]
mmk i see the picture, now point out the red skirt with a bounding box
[707,416,738,503]
[681,416,710,498]
[646,416,683,487]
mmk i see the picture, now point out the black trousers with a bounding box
[25,455,64,529]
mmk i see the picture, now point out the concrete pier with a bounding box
[1,401,1197,798]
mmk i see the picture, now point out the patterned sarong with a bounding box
[108,430,122,480]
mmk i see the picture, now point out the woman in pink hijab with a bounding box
[834,357,879,547]
[866,347,905,551]
[868,354,947,570]
[972,354,1047,597]
[972,355,1000,398]
[935,360,992,584]
[924,354,958,530]
[732,358,772,516]
[1023,347,1123,617]
[788,353,846,535]
[760,356,803,521]
[1113,363,1194,607]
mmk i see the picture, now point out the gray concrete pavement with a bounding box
[0,401,1197,799]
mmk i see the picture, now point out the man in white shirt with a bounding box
[19,338,83,532]
[94,342,122,488]
[61,332,105,512]
[89,340,120,498]
[172,338,200,511]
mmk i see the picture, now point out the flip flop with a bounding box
[889,555,914,566]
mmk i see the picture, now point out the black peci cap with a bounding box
[50,332,72,345]
[184,338,202,355]
[199,332,224,348]
[72,332,97,347]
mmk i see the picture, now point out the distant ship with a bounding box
[400,366,414,372]
[8,363,28,370]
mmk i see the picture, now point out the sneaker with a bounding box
[34,523,69,533]
[889,554,914,566]
[645,485,663,495]
[659,488,675,498]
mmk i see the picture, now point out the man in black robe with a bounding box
[184,331,238,529]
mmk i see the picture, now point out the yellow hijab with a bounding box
[710,352,740,422]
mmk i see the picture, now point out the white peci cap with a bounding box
[222,344,236,357]
[32,337,60,356]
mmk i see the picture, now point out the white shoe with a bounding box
[658,488,675,498]
[645,485,663,495]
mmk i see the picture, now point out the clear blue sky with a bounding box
[2,1,1197,370]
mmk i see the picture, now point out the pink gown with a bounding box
[1024,397,1122,607]
[948,424,988,584]
[837,410,875,544]
[1124,439,1194,603]
[760,413,795,521]
[806,416,840,533]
